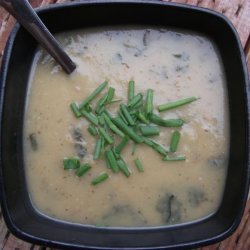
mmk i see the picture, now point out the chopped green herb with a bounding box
[118,110,129,125]
[70,102,82,118]
[158,97,197,112]
[93,138,102,160]
[149,113,184,127]
[95,94,108,114]
[104,151,111,169]
[97,105,105,115]
[106,87,115,103]
[170,131,181,152]
[103,112,125,138]
[131,143,136,155]
[112,117,143,143]
[129,110,137,116]
[120,104,135,126]
[85,103,93,112]
[134,158,144,172]
[117,159,130,177]
[132,99,143,110]
[95,87,115,114]
[103,109,113,120]
[146,89,153,115]
[76,163,91,177]
[98,114,105,126]
[81,110,99,126]
[127,93,143,109]
[163,155,186,161]
[91,172,109,185]
[143,138,168,156]
[87,125,98,136]
[101,136,106,150]
[115,136,129,154]
[98,127,114,145]
[79,81,108,110]
[140,125,160,136]
[128,80,135,101]
[137,112,149,124]
[143,137,154,146]
[108,99,122,104]
[112,148,120,160]
[65,80,196,186]
[151,142,169,156]
[63,158,80,169]
[105,149,119,173]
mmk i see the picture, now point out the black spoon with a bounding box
[0,0,76,74]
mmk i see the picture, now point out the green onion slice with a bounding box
[63,158,80,169]
[112,117,143,143]
[79,81,108,110]
[70,103,82,118]
[76,163,91,177]
[128,80,135,102]
[149,113,184,127]
[117,159,130,177]
[91,172,109,185]
[134,158,144,172]
[145,89,153,115]
[140,125,159,136]
[163,155,186,161]
[93,138,102,160]
[158,97,197,112]
[170,131,181,152]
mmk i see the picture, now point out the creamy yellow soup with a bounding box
[24,26,229,227]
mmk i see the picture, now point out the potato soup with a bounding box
[24,26,229,227]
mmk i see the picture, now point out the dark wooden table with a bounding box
[0,0,249,249]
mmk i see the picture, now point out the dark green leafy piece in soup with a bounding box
[156,193,182,224]
[102,205,147,226]
[72,128,87,158]
[188,187,207,207]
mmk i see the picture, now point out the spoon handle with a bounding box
[0,0,76,74]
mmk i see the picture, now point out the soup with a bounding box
[24,26,229,227]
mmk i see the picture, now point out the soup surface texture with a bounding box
[24,26,229,227]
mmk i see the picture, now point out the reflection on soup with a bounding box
[24,27,229,227]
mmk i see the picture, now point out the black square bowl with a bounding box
[0,1,249,249]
